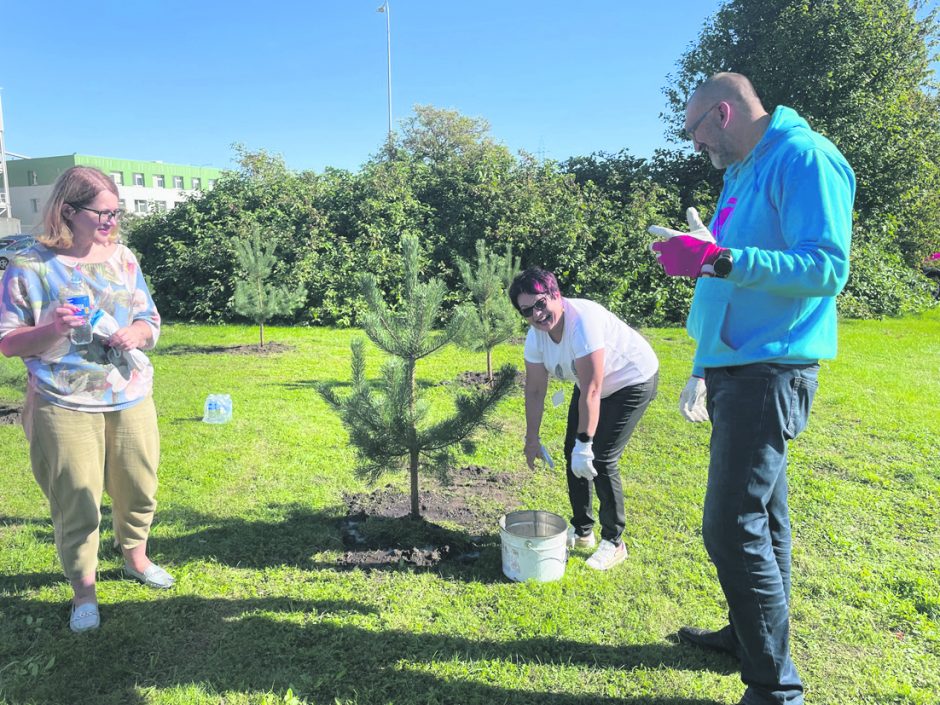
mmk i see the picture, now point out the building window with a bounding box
[207,179,217,189]
[28,170,39,186]
[31,199,39,213]
[154,201,168,213]
[110,171,124,185]
[134,200,149,214]
[118,199,126,211]
[173,176,184,189]
[133,173,145,186]
[153,174,165,188]
[191,177,202,190]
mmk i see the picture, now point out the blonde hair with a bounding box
[39,166,121,249]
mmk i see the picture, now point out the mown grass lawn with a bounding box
[0,310,937,705]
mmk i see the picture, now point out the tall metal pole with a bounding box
[0,92,11,221]
[378,2,392,141]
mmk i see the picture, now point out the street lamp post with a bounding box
[377,2,392,141]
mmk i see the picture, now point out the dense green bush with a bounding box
[125,121,701,327]
[127,149,321,323]
[838,236,937,319]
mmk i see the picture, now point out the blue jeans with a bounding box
[564,373,658,544]
[703,363,818,705]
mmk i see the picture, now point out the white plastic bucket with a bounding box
[499,510,568,582]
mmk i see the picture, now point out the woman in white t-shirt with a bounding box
[509,267,659,571]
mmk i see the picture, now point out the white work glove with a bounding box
[648,207,716,244]
[570,439,597,480]
[679,376,709,423]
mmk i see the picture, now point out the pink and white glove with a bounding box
[649,207,725,278]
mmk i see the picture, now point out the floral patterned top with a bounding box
[0,243,160,412]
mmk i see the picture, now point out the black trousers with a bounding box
[564,373,658,544]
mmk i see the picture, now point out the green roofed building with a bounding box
[5,154,223,232]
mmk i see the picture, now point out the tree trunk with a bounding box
[409,448,420,518]
[259,321,266,349]
[406,356,420,518]
[486,349,493,383]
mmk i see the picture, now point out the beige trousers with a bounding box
[28,395,161,581]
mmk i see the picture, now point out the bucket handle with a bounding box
[523,539,567,553]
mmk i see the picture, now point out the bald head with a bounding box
[688,73,764,113]
[684,72,771,168]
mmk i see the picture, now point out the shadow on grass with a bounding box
[0,591,733,705]
[0,504,510,591]
[150,504,511,585]
[0,514,50,528]
[0,570,63,594]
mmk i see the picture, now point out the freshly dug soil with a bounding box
[0,404,22,426]
[338,464,527,569]
[451,370,526,389]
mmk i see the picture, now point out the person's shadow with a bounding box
[0,591,732,705]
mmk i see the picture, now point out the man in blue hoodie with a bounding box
[648,73,855,705]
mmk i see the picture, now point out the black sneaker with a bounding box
[677,624,741,659]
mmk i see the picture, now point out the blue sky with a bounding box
[1,1,934,174]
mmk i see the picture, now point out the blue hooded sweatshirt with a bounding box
[687,105,856,376]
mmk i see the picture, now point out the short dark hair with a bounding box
[508,267,561,312]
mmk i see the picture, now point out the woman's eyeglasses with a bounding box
[519,296,549,318]
[69,204,124,223]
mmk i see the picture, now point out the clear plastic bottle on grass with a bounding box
[202,394,233,424]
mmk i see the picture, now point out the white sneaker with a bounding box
[585,539,627,570]
[566,526,596,549]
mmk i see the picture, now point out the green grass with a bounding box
[0,312,937,705]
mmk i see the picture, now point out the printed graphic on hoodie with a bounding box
[712,197,738,241]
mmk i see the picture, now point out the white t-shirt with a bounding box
[523,298,658,397]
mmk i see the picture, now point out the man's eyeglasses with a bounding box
[68,204,124,223]
[519,296,549,318]
[684,103,719,141]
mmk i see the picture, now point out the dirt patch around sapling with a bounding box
[451,370,526,389]
[338,464,526,569]
[160,342,294,356]
[0,404,23,426]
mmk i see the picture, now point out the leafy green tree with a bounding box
[399,105,497,164]
[232,225,307,348]
[561,150,650,207]
[390,105,519,286]
[661,0,940,315]
[455,240,521,382]
[322,234,516,519]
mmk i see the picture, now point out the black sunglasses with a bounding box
[519,296,549,318]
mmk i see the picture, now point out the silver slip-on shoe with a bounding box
[70,602,100,633]
[123,563,176,589]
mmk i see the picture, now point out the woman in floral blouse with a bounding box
[0,166,173,633]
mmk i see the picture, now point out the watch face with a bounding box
[714,252,733,277]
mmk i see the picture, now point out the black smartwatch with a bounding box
[576,432,592,443]
[713,249,734,278]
